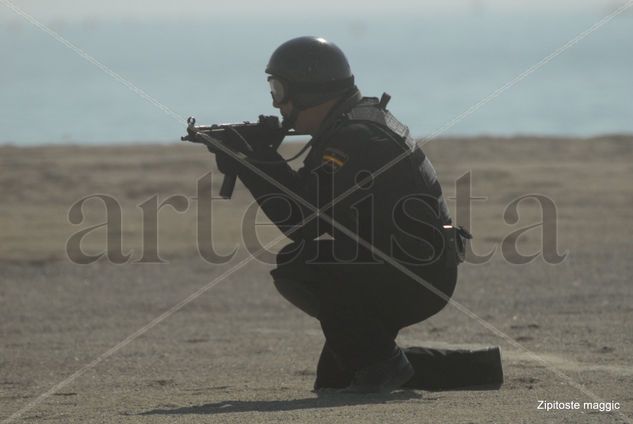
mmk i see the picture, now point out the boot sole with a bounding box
[340,361,415,394]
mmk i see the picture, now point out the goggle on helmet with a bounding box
[267,76,289,105]
[267,75,355,109]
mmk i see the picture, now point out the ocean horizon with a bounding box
[2,12,632,145]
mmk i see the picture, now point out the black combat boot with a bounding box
[341,346,414,394]
[313,342,354,391]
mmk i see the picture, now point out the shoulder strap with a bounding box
[345,96,410,140]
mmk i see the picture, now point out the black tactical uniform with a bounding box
[232,87,458,389]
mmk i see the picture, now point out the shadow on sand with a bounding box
[139,390,423,416]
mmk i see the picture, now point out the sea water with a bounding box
[1,13,632,144]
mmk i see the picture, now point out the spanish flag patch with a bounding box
[321,147,349,172]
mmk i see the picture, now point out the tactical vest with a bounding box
[344,94,473,266]
[342,94,452,226]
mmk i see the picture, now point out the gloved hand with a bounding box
[214,142,281,176]
[215,149,243,176]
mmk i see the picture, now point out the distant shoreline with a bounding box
[2,133,633,149]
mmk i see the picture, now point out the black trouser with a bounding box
[270,239,457,374]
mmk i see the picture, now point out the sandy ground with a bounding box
[1,136,632,423]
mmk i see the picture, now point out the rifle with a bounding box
[182,115,301,199]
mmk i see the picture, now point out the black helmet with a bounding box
[266,36,355,110]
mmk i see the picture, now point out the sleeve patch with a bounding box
[321,147,349,172]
